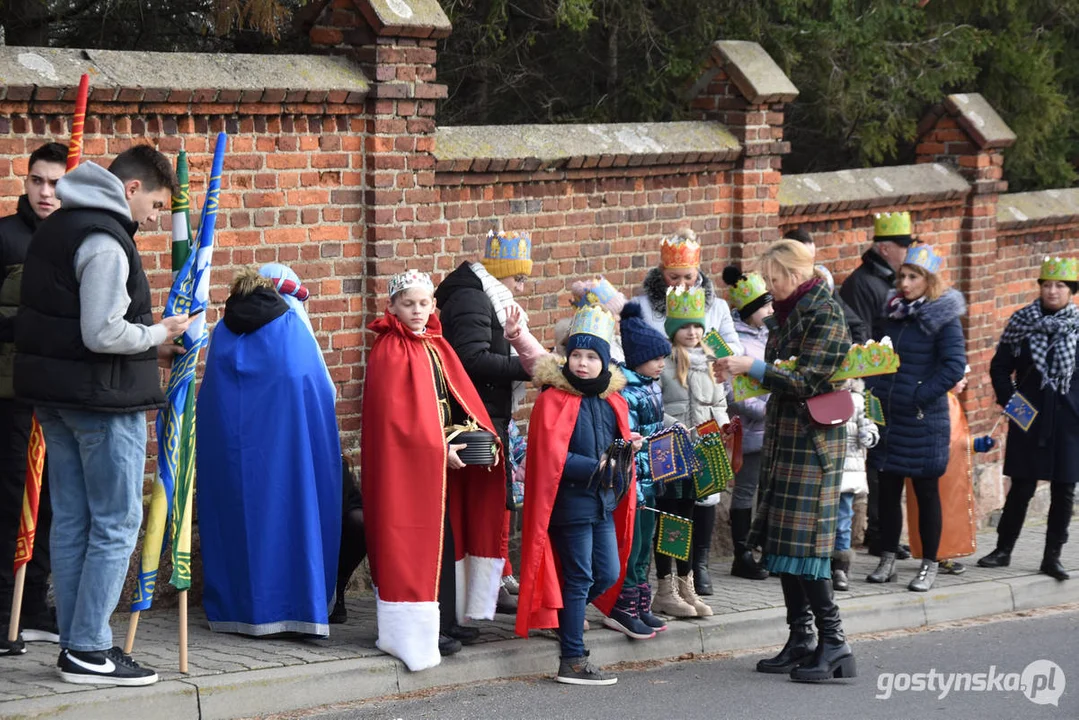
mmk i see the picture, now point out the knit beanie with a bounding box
[566,332,611,368]
[620,302,672,369]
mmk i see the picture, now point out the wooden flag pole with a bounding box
[7,566,25,643]
[123,612,140,654]
[178,592,188,673]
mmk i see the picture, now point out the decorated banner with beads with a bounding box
[693,433,733,499]
[649,508,693,561]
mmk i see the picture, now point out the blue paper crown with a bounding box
[903,244,943,274]
[484,230,532,262]
[567,304,616,345]
[572,276,620,309]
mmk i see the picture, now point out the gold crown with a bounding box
[873,212,912,238]
[567,304,616,345]
[1040,256,1079,283]
[729,272,768,312]
[660,232,701,269]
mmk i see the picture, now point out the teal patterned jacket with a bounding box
[621,366,665,501]
[749,282,851,559]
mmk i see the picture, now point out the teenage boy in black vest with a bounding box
[14,145,191,686]
[0,142,67,656]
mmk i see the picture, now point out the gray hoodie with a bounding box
[58,162,167,355]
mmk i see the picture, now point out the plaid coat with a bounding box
[749,283,851,559]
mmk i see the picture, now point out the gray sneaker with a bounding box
[556,656,617,686]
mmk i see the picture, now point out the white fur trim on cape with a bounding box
[374,589,441,672]
[464,555,505,621]
[455,558,467,626]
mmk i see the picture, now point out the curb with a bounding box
[3,572,1077,719]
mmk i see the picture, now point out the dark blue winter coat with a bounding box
[621,366,665,500]
[867,289,967,478]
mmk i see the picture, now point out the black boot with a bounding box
[790,578,856,682]
[977,546,1012,568]
[757,575,816,674]
[1041,543,1070,581]
[730,507,768,580]
[692,504,716,595]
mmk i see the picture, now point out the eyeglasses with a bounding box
[513,275,528,284]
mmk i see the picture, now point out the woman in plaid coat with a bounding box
[716,239,854,683]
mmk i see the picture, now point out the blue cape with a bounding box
[196,308,341,636]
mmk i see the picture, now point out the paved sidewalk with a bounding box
[2,526,1077,720]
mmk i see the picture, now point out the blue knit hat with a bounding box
[620,301,672,369]
[567,332,611,367]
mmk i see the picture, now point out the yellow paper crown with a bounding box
[666,285,707,320]
[660,231,701,269]
[1039,256,1079,283]
[567,304,616,345]
[873,212,912,238]
[729,272,769,312]
[482,230,533,278]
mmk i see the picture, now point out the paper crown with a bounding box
[660,231,701,269]
[1040,256,1079,283]
[572,276,620,309]
[567,304,616,345]
[729,272,769,312]
[831,338,901,382]
[388,269,434,298]
[874,212,912,239]
[481,230,533,279]
[666,285,707,321]
[903,243,943,274]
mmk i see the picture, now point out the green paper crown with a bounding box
[831,339,901,381]
[1040,256,1079,283]
[729,272,768,312]
[665,286,707,321]
[874,211,912,238]
[567,304,616,345]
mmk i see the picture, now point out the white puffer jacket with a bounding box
[842,380,879,495]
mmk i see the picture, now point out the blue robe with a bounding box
[197,308,341,636]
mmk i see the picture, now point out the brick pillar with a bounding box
[916,93,1016,523]
[309,0,450,399]
[689,41,798,266]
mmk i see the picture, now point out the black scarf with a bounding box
[561,363,612,397]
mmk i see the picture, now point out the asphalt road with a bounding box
[266,608,1079,720]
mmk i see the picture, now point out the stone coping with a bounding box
[0,47,369,105]
[945,93,1017,150]
[434,121,742,173]
[998,188,1079,230]
[711,40,799,104]
[779,162,970,215]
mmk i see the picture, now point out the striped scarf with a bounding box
[1000,300,1079,395]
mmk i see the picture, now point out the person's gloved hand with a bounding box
[973,436,996,453]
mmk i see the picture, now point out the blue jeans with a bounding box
[37,408,147,652]
[549,518,619,659]
[834,491,855,552]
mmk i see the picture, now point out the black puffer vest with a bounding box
[0,195,38,398]
[14,208,165,412]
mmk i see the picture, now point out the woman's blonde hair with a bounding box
[756,239,815,286]
[898,263,946,301]
[672,330,713,388]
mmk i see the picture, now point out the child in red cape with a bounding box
[515,304,638,686]
[362,270,506,672]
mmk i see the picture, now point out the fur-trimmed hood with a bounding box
[531,353,626,398]
[641,266,717,317]
[887,287,967,336]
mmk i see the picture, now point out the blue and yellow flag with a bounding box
[131,134,227,610]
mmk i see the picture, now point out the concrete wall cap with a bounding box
[779,163,970,214]
[944,93,1017,150]
[711,40,798,104]
[434,121,741,168]
[353,0,452,39]
[997,188,1079,229]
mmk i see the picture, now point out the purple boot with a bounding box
[637,583,668,632]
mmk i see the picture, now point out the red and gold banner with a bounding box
[66,74,89,170]
[13,417,46,572]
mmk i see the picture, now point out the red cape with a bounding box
[515,358,636,638]
[363,311,505,610]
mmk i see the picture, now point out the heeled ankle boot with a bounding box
[831,550,852,591]
[866,551,897,583]
[650,575,697,618]
[907,559,938,592]
[1041,543,1070,581]
[692,504,716,595]
[790,578,856,682]
[757,575,816,674]
[676,574,712,616]
[730,507,768,580]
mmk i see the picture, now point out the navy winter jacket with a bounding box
[867,289,967,478]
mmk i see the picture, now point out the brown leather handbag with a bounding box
[720,416,744,474]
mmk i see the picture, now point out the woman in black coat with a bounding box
[864,244,966,593]
[978,258,1079,581]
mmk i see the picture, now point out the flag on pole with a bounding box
[130,134,226,610]
[13,73,89,576]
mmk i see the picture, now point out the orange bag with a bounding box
[721,417,744,475]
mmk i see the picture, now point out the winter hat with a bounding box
[722,265,772,320]
[570,276,627,316]
[664,285,707,338]
[481,229,533,279]
[620,301,672,369]
[566,304,615,367]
